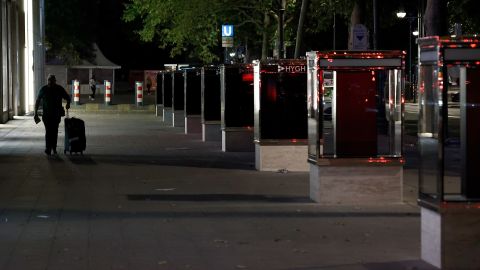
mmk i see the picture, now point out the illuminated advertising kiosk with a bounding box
[417,36,480,270]
[155,72,163,117]
[220,64,255,152]
[306,51,405,204]
[201,66,221,142]
[253,59,308,171]
[183,68,202,134]
[161,71,173,125]
[172,70,185,127]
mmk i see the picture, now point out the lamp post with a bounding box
[397,11,419,102]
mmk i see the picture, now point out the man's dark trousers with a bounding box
[42,116,60,151]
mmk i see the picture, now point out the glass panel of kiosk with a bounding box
[156,72,163,105]
[201,66,221,123]
[253,59,307,142]
[184,69,201,116]
[220,64,254,129]
[307,51,404,161]
[307,56,319,159]
[173,71,184,111]
[418,36,480,204]
[162,72,173,108]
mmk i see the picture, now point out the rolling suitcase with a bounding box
[64,112,86,155]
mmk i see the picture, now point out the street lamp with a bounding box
[396,11,406,19]
[397,10,419,102]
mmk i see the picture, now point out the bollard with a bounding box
[104,80,112,106]
[72,80,80,105]
[135,81,143,106]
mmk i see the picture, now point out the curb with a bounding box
[67,104,156,114]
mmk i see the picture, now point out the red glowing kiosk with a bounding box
[306,50,405,204]
[417,36,480,269]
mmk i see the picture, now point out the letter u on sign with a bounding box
[222,25,234,37]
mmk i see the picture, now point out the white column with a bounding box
[22,0,43,114]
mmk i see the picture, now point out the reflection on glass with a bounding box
[444,66,461,199]
[321,71,334,155]
[462,68,480,199]
[418,65,440,200]
[307,58,318,159]
[319,69,403,158]
[259,72,307,140]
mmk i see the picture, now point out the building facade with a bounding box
[0,0,44,123]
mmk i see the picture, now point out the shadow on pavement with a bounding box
[66,154,97,165]
[363,260,439,270]
[127,194,313,203]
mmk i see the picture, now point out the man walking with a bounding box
[34,74,71,155]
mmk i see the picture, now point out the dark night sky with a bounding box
[95,0,177,72]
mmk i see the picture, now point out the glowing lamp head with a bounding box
[396,11,406,18]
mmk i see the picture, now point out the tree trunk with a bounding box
[423,0,448,36]
[294,0,309,58]
[348,0,366,50]
[261,12,270,60]
[277,0,286,59]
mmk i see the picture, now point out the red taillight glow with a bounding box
[368,157,391,164]
[242,73,254,82]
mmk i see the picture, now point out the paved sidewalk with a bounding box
[0,113,436,270]
[66,92,157,113]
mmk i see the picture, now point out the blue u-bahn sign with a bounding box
[222,25,234,37]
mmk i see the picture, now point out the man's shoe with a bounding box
[44,149,51,156]
[52,149,58,155]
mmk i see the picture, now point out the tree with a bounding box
[294,0,309,58]
[123,0,301,63]
[45,0,98,65]
[302,0,354,50]
[123,0,225,63]
[424,0,448,36]
[447,0,480,34]
[348,0,367,49]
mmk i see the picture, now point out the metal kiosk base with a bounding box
[222,128,254,152]
[255,143,308,172]
[173,110,185,127]
[309,159,403,204]
[163,108,173,126]
[185,115,202,134]
[420,204,480,269]
[202,121,221,142]
[156,105,164,118]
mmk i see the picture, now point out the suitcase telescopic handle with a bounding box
[66,109,69,118]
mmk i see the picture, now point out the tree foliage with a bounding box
[45,0,98,65]
[123,0,301,63]
[448,0,480,34]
